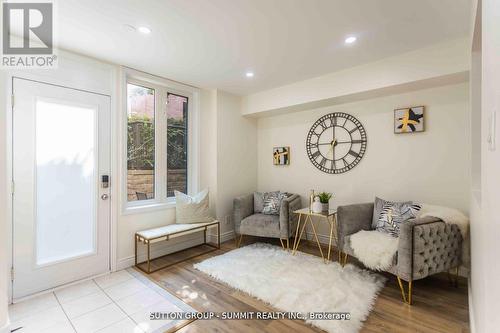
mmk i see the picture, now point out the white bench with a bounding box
[135,220,220,273]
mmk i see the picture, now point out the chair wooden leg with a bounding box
[279,238,285,250]
[397,276,413,305]
[286,237,290,250]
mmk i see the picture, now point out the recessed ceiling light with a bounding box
[344,36,357,44]
[245,72,254,78]
[137,26,152,34]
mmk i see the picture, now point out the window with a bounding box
[166,93,188,197]
[127,84,155,202]
[124,73,197,212]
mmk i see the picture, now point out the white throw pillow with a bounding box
[175,189,214,224]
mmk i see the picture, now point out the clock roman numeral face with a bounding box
[306,112,367,174]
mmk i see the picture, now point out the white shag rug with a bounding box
[350,230,399,271]
[194,243,385,333]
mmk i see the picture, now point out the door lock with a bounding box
[101,194,109,200]
[101,175,109,188]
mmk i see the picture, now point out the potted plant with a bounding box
[317,192,332,211]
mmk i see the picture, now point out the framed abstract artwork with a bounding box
[273,147,290,165]
[394,106,424,134]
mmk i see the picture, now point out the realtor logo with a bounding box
[2,1,57,68]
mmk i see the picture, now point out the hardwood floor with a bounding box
[148,237,469,333]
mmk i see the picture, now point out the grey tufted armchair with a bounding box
[233,193,302,249]
[337,203,462,305]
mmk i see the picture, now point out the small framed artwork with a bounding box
[273,147,290,165]
[394,106,424,134]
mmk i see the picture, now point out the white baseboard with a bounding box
[208,230,235,243]
[304,231,338,247]
[231,230,337,247]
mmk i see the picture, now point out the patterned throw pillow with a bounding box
[262,191,287,215]
[376,202,421,237]
[372,197,411,229]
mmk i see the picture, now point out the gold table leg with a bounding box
[308,215,325,261]
[292,213,303,252]
[327,215,334,262]
[293,214,309,254]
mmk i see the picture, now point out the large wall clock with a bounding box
[306,112,367,174]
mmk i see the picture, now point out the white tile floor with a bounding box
[9,269,196,333]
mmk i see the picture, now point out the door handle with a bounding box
[101,194,109,200]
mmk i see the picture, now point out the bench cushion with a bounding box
[136,221,217,242]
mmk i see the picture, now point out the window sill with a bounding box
[122,201,176,215]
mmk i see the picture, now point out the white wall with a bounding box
[469,0,500,332]
[468,1,483,332]
[257,83,470,236]
[216,91,258,234]
[200,89,218,217]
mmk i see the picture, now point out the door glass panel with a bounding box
[35,100,96,266]
[127,84,155,201]
[166,93,188,197]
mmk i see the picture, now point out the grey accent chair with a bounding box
[233,193,302,249]
[337,203,462,305]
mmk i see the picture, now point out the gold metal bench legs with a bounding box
[135,222,220,274]
[397,276,413,305]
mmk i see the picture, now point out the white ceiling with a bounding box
[56,0,471,95]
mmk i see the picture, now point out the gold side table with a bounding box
[291,208,337,263]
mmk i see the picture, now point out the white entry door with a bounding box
[12,78,111,299]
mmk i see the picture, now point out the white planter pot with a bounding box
[312,201,323,213]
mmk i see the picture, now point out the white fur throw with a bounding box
[416,204,469,238]
[350,230,398,270]
[416,203,470,268]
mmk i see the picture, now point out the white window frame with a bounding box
[121,68,200,214]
